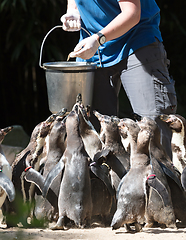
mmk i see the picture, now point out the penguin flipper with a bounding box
[146,174,171,207]
[181,166,186,191]
[0,171,15,202]
[93,148,127,179]
[93,148,111,162]
[158,160,183,190]
[116,173,127,199]
[43,158,65,198]
[24,168,59,208]
[106,153,127,179]
[24,167,44,193]
[90,165,115,196]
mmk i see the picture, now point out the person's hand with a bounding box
[60,8,81,31]
[70,34,100,59]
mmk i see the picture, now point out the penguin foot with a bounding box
[125,223,142,233]
[125,224,134,233]
[134,223,142,232]
[166,223,177,229]
[176,221,186,228]
[50,224,64,230]
[144,222,154,228]
[111,223,120,230]
[50,216,65,230]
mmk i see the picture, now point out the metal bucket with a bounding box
[39,26,97,113]
[43,61,96,113]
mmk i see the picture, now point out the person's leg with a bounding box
[120,40,177,159]
[90,66,120,131]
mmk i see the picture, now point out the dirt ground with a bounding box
[0,224,186,240]
[0,210,186,240]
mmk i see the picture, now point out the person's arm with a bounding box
[71,0,141,59]
[67,0,78,10]
[96,0,141,42]
[60,0,81,31]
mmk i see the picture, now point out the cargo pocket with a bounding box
[153,70,177,114]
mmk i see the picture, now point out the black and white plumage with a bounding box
[138,116,186,225]
[93,111,130,190]
[160,114,186,194]
[112,118,176,231]
[50,110,92,230]
[160,114,186,173]
[0,127,15,208]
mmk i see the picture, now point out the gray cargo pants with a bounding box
[90,39,177,159]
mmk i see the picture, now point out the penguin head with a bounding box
[160,114,184,133]
[0,126,13,143]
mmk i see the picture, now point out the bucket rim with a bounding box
[43,61,97,70]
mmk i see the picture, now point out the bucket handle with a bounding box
[39,25,62,70]
[39,25,102,69]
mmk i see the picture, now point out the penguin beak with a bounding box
[85,105,91,118]
[0,126,13,135]
[76,93,82,104]
[111,116,120,124]
[118,119,125,129]
[0,126,13,143]
[159,114,170,122]
[57,108,67,117]
[132,112,142,122]
[159,114,174,124]
[93,110,103,122]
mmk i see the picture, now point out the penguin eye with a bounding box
[74,105,79,113]
[132,112,142,121]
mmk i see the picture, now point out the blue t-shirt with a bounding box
[75,0,163,67]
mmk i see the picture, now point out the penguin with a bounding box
[6,110,65,227]
[25,109,68,223]
[112,118,176,231]
[33,114,67,223]
[72,98,116,199]
[0,127,15,208]
[93,111,130,190]
[13,109,67,195]
[13,113,56,201]
[137,117,181,183]
[111,126,152,232]
[73,101,103,160]
[160,114,186,173]
[138,116,186,225]
[93,111,130,169]
[43,102,114,227]
[50,109,92,230]
[160,114,186,202]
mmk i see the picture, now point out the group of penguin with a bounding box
[1,94,186,232]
